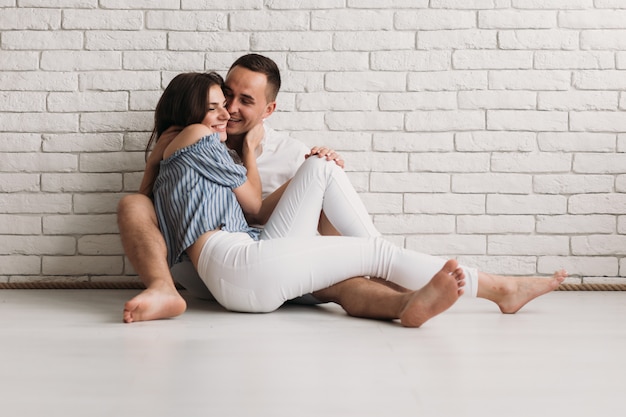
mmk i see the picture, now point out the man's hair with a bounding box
[228,53,281,102]
[145,71,224,159]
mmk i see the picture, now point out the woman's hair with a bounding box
[227,53,281,102]
[145,71,225,160]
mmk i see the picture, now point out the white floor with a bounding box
[0,289,625,417]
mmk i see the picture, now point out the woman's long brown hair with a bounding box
[144,71,225,161]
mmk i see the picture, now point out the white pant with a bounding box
[197,157,477,313]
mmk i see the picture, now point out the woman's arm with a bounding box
[233,124,263,216]
[138,126,182,196]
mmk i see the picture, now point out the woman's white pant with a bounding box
[197,157,477,313]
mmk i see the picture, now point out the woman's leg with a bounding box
[197,231,470,313]
[261,157,379,240]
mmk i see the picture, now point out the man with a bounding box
[119,54,565,325]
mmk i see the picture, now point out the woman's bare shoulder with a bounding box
[163,124,213,159]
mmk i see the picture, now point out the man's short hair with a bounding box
[228,53,281,102]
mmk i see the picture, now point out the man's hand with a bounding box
[306,146,345,169]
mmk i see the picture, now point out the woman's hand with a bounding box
[243,123,265,156]
[306,146,345,169]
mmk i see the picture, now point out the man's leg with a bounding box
[313,259,466,328]
[117,194,186,323]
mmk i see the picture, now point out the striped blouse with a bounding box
[153,133,261,267]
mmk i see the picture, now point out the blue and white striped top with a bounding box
[153,133,261,266]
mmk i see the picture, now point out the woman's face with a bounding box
[201,84,230,142]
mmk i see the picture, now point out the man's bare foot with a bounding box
[479,270,567,314]
[399,259,465,328]
[123,283,187,323]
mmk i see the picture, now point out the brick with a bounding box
[479,10,556,29]
[537,215,615,234]
[410,153,490,173]
[41,51,122,71]
[536,51,614,70]
[560,10,626,29]
[325,72,406,92]
[396,10,476,30]
[252,32,331,52]
[0,256,41,275]
[74,193,125,214]
[404,193,486,214]
[79,152,146,173]
[408,71,488,91]
[489,235,569,255]
[0,153,77,173]
[453,50,533,69]
[538,256,618,277]
[341,151,407,172]
[182,0,263,9]
[48,92,128,112]
[0,8,61,30]
[487,110,568,131]
[130,91,161,111]
[43,133,124,152]
[459,91,536,110]
[43,214,119,234]
[538,91,617,111]
[538,132,615,152]
[312,10,393,30]
[268,111,325,130]
[534,174,614,194]
[334,31,414,51]
[619,216,626,233]
[370,172,450,192]
[359,193,403,214]
[572,235,626,255]
[618,175,626,192]
[0,72,77,92]
[457,215,535,234]
[374,215,455,234]
[86,31,167,50]
[570,112,626,132]
[573,71,626,90]
[452,173,532,194]
[569,194,626,214]
[455,131,536,151]
[0,134,42,152]
[0,92,45,112]
[406,110,485,132]
[0,173,40,192]
[101,0,179,8]
[80,111,153,133]
[372,51,450,71]
[487,194,567,214]
[42,256,123,275]
[499,30,578,50]
[326,111,403,131]
[418,30,496,49]
[0,236,75,256]
[0,51,39,71]
[169,32,250,52]
[379,92,457,111]
[78,235,124,255]
[42,173,123,192]
[63,10,143,30]
[297,92,378,111]
[492,152,571,173]
[373,132,454,152]
[406,234,487,255]
[292,131,372,152]
[288,52,369,71]
[80,71,161,91]
[512,0,592,9]
[348,0,428,8]
[0,215,42,234]
[490,70,571,90]
[581,30,626,50]
[231,11,309,31]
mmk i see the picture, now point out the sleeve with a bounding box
[184,134,248,189]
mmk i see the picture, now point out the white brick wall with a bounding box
[1,2,625,284]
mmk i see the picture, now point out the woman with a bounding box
[150,72,565,327]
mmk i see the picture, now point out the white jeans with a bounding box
[197,157,477,313]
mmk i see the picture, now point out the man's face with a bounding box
[224,65,276,136]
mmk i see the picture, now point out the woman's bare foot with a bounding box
[478,270,567,314]
[123,283,187,323]
[399,259,465,328]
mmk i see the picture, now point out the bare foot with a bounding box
[480,270,567,314]
[399,259,465,328]
[123,283,187,323]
